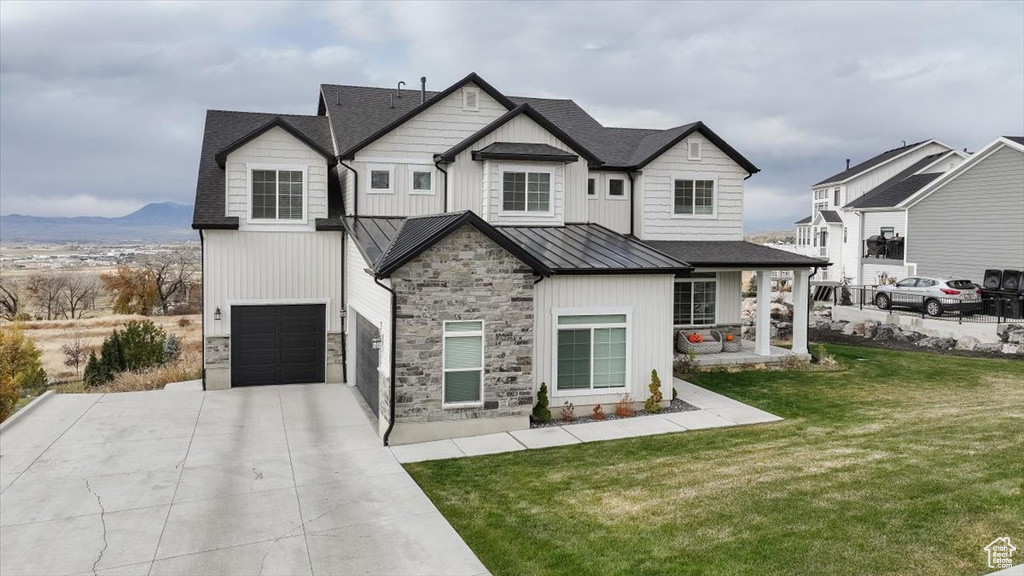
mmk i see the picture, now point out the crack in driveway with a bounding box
[83,478,108,576]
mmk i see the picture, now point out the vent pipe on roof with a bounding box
[336,92,341,106]
[845,158,850,170]
[389,94,394,109]
[421,77,426,104]
[902,140,906,147]
[397,81,405,97]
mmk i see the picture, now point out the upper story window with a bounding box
[502,170,551,212]
[814,189,828,201]
[462,87,480,112]
[834,187,842,206]
[687,139,702,160]
[607,178,626,200]
[814,200,828,215]
[409,166,435,195]
[587,177,596,197]
[674,179,715,216]
[250,167,304,221]
[368,165,393,194]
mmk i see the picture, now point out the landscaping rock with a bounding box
[775,321,792,337]
[916,336,956,350]
[1002,343,1024,355]
[996,324,1024,342]
[873,324,901,341]
[830,321,849,332]
[1009,330,1024,345]
[842,322,858,336]
[954,336,980,351]
[974,342,1003,353]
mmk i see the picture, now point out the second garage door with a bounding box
[231,304,326,387]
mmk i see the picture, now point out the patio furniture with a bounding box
[676,329,723,354]
[715,324,742,352]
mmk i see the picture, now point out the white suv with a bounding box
[874,276,982,317]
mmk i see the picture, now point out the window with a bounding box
[880,226,895,239]
[674,274,716,326]
[443,321,484,406]
[687,140,702,160]
[834,187,841,206]
[409,167,434,195]
[556,314,627,392]
[502,171,550,212]
[250,168,304,221]
[607,178,626,199]
[674,179,715,215]
[814,200,828,215]
[843,227,848,243]
[368,165,393,193]
[462,87,480,111]
[587,177,596,197]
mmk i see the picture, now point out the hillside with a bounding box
[0,202,195,243]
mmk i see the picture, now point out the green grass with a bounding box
[406,345,1024,576]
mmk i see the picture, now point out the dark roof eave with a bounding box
[314,218,345,231]
[192,218,240,231]
[688,261,832,268]
[549,267,693,275]
[214,117,337,168]
[471,151,579,163]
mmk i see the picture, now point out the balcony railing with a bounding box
[863,237,905,260]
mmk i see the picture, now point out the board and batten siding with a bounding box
[715,271,742,325]
[906,144,1024,282]
[203,230,342,337]
[344,235,393,436]
[224,127,329,231]
[348,83,508,217]
[533,275,674,406]
[586,171,632,233]
[448,113,587,225]
[639,137,747,241]
[843,142,950,202]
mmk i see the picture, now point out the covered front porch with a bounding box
[643,239,831,364]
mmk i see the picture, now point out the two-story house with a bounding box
[794,140,968,284]
[192,73,827,445]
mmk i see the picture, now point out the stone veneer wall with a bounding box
[389,226,535,423]
[204,336,230,369]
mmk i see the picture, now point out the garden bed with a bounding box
[530,397,699,428]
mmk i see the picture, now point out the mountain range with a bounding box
[0,202,196,243]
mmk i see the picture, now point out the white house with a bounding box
[192,73,828,445]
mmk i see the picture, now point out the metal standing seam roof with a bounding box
[499,224,691,274]
[343,216,405,266]
[643,240,831,268]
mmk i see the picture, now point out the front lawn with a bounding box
[406,345,1024,576]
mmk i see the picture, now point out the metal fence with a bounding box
[836,285,1023,324]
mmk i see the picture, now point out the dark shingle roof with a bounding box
[644,240,831,268]
[1005,136,1024,146]
[845,153,947,209]
[193,110,334,229]
[817,210,843,223]
[346,212,548,278]
[472,142,578,162]
[500,224,691,274]
[814,140,931,186]
[795,215,812,225]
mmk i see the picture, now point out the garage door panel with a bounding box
[231,304,325,387]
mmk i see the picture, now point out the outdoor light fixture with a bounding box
[214,307,222,321]
[339,309,347,321]
[371,333,382,350]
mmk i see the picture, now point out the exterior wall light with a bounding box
[214,307,222,321]
[371,333,382,350]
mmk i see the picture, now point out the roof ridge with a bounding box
[206,109,323,118]
[375,218,409,267]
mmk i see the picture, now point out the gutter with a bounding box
[434,159,449,213]
[373,275,398,446]
[340,159,358,217]
[199,229,206,391]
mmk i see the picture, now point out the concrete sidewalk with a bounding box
[0,385,487,576]
[391,378,781,463]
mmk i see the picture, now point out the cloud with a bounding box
[1,0,1022,223]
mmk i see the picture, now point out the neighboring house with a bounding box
[792,140,967,284]
[192,73,827,445]
[901,136,1024,282]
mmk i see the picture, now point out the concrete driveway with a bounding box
[0,385,487,576]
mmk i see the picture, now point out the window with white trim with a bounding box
[607,178,626,199]
[674,273,717,326]
[409,166,434,195]
[674,179,715,215]
[462,87,480,111]
[251,169,304,220]
[443,320,484,406]
[587,177,596,197]
[368,165,393,193]
[687,140,702,160]
[502,171,551,212]
[556,314,627,392]
[834,187,841,206]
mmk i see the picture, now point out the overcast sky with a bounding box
[1,1,1022,231]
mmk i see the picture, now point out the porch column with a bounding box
[792,268,810,355]
[755,270,772,356]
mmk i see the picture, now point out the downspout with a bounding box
[199,229,206,391]
[373,275,398,446]
[807,265,819,361]
[340,159,358,217]
[340,230,347,383]
[434,159,449,213]
[627,171,635,237]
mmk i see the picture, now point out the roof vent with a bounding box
[845,158,850,170]
[396,81,405,98]
[420,77,426,104]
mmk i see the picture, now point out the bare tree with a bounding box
[139,247,199,315]
[25,271,68,320]
[59,275,100,319]
[61,329,89,377]
[0,278,22,321]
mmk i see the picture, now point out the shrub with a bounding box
[673,349,698,375]
[814,344,838,368]
[177,317,192,327]
[119,320,167,371]
[100,351,202,393]
[591,404,606,420]
[672,387,678,400]
[532,382,551,423]
[100,330,126,375]
[163,334,182,363]
[644,369,663,413]
[0,325,47,421]
[83,350,108,387]
[560,401,576,423]
[614,394,635,418]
